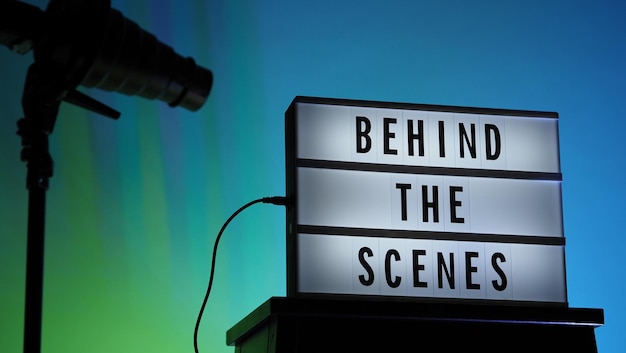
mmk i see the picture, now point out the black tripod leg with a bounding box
[18,63,61,353]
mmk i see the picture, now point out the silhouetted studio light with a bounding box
[78,6,213,111]
[1,0,213,113]
[2,3,212,353]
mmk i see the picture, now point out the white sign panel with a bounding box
[295,102,560,173]
[297,233,566,303]
[297,168,563,237]
[285,96,566,305]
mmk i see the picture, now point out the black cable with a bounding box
[193,196,289,353]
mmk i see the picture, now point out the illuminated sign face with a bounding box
[285,96,567,304]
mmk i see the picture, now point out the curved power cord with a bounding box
[193,196,289,353]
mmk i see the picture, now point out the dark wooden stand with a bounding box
[227,297,603,353]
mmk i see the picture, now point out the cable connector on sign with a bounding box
[262,196,290,206]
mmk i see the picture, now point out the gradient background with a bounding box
[1,0,624,352]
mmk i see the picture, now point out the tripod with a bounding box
[17,62,119,353]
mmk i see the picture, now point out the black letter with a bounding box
[491,252,508,291]
[438,121,446,157]
[449,186,464,224]
[356,116,372,153]
[384,117,398,155]
[412,249,427,288]
[407,119,424,157]
[459,123,476,158]
[396,183,412,221]
[465,251,480,290]
[358,247,375,286]
[485,124,501,160]
[385,249,401,288]
[421,185,439,223]
[437,252,455,289]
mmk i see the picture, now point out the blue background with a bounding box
[1,0,623,352]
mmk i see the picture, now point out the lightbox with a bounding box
[285,96,566,305]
